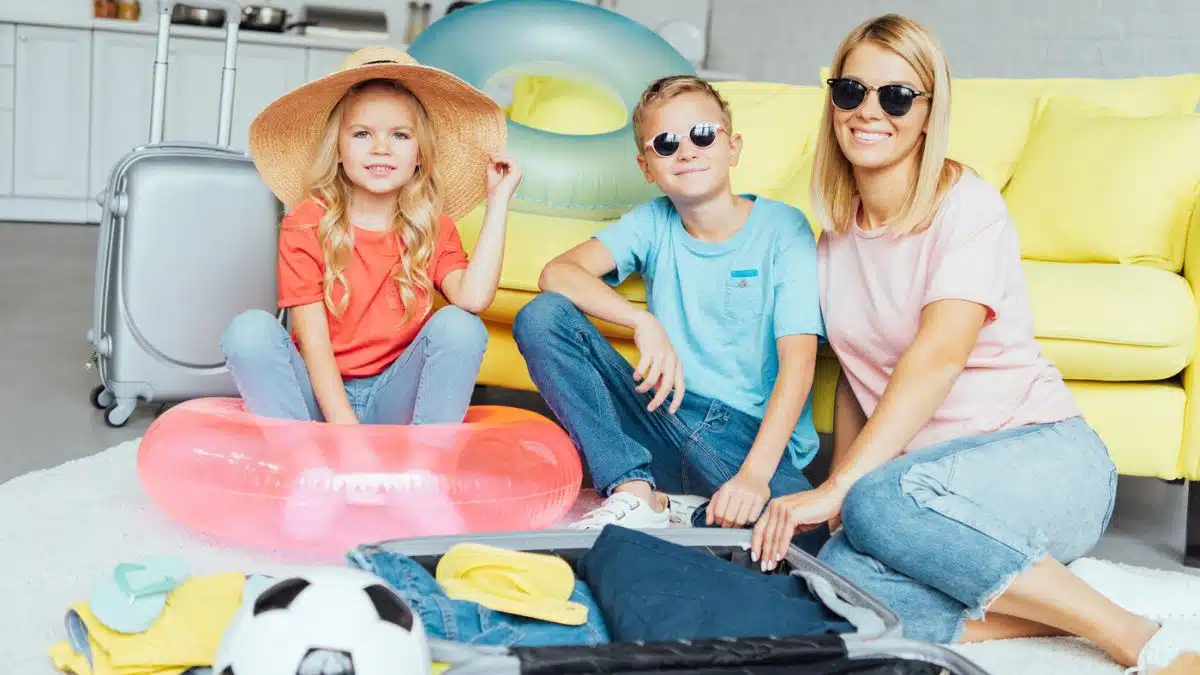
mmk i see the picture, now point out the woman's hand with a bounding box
[486,153,523,203]
[751,483,847,570]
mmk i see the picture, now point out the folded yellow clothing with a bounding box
[49,571,246,675]
[435,542,588,627]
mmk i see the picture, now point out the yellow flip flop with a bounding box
[435,543,589,626]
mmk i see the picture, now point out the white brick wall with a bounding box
[706,0,1200,90]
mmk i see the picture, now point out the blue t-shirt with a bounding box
[594,194,825,471]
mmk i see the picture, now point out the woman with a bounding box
[749,14,1197,673]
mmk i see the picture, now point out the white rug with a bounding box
[2,439,1195,675]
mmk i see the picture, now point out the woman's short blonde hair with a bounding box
[809,14,964,237]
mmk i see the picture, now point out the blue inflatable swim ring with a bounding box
[407,0,697,220]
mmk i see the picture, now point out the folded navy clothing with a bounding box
[576,525,856,643]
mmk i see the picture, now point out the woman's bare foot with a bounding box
[977,557,1161,667]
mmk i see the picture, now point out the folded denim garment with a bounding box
[347,544,611,648]
[576,525,856,643]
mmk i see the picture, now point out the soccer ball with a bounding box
[214,567,432,675]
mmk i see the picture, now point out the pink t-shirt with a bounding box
[816,170,1080,453]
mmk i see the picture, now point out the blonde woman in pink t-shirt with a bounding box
[748,13,1199,673]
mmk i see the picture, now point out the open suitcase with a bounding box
[87,0,281,428]
[349,527,994,675]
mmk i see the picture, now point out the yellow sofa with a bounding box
[453,72,1200,564]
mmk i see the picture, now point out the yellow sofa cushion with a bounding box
[1023,260,1197,381]
[946,73,1200,190]
[1002,97,1200,272]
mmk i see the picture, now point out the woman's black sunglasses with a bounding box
[827,78,930,117]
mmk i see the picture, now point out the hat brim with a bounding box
[248,62,507,221]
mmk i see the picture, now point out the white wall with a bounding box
[706,0,1200,86]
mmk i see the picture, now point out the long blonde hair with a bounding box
[809,14,963,237]
[301,78,443,326]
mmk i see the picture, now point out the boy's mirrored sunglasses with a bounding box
[827,77,930,117]
[644,122,726,158]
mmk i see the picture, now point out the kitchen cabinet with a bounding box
[89,30,155,198]
[0,22,12,197]
[13,25,92,199]
[227,44,309,151]
[0,110,12,196]
[307,47,352,81]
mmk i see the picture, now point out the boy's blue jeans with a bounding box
[220,306,488,424]
[512,291,828,555]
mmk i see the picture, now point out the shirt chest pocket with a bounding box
[723,272,765,323]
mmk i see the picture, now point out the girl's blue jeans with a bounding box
[817,414,1118,645]
[220,306,488,424]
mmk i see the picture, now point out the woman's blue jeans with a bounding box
[817,415,1118,644]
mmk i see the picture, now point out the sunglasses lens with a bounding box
[652,132,680,157]
[830,79,867,110]
[690,123,719,147]
[879,86,916,116]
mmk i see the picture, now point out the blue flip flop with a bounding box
[89,555,191,633]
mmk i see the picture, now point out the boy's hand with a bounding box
[631,311,685,414]
[486,153,523,202]
[707,469,771,527]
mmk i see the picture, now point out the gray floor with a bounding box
[1,220,1195,575]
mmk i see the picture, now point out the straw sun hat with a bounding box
[247,46,507,220]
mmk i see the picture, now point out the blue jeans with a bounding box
[347,543,611,647]
[817,415,1118,644]
[512,292,828,554]
[220,305,488,424]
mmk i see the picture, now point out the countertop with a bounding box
[0,5,398,51]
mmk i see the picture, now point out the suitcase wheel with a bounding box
[99,393,136,428]
[90,385,115,410]
[104,400,136,428]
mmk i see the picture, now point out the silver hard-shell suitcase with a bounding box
[87,0,281,427]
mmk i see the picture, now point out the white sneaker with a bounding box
[665,494,708,527]
[1069,557,1200,623]
[1127,620,1200,674]
[567,492,670,530]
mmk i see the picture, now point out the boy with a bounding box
[512,76,826,551]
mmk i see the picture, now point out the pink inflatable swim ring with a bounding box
[137,397,583,553]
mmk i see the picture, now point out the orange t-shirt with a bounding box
[276,198,470,378]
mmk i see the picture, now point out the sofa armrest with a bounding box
[1178,190,1200,480]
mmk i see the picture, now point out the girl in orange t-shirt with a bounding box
[221,46,520,426]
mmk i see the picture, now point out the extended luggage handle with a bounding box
[149,0,241,148]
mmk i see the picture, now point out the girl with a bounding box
[222,46,521,427]
[749,14,1197,673]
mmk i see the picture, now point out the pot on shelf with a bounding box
[240,5,316,32]
[170,3,226,26]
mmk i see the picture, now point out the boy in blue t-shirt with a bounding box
[513,75,827,551]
